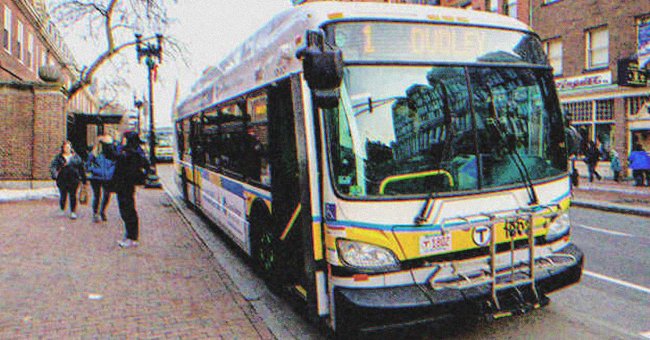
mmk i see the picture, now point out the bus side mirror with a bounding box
[296,30,343,108]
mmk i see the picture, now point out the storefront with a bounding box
[559,71,650,179]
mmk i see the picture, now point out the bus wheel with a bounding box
[250,209,283,291]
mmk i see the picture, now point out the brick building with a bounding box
[0,0,121,188]
[531,0,650,177]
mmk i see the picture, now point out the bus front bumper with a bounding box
[334,243,583,331]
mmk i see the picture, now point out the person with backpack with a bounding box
[86,136,116,223]
[101,131,150,248]
[50,141,87,219]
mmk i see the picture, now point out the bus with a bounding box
[174,2,583,334]
[155,130,174,162]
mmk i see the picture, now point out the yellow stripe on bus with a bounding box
[313,222,323,261]
[280,204,302,241]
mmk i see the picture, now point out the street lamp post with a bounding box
[135,33,163,189]
[133,95,143,135]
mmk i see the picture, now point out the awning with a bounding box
[67,112,124,125]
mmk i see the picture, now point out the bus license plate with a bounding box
[420,233,452,255]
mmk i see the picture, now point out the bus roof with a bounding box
[177,2,532,120]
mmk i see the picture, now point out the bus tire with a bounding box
[249,203,283,291]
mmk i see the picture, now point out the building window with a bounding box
[16,20,23,62]
[586,27,608,69]
[626,95,650,117]
[544,39,562,76]
[27,33,34,69]
[506,0,517,18]
[3,5,11,54]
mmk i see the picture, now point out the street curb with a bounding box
[571,200,650,218]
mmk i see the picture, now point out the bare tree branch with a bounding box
[48,0,180,101]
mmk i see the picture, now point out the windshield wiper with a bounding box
[414,80,454,225]
[487,89,538,206]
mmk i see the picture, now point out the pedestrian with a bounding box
[583,140,602,182]
[628,144,650,187]
[565,118,582,188]
[102,131,150,248]
[86,135,116,223]
[49,140,87,219]
[609,149,621,182]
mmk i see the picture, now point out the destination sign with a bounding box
[333,22,547,65]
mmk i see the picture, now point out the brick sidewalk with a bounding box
[0,189,273,339]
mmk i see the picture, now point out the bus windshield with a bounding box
[323,64,566,198]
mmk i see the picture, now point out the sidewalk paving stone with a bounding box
[0,188,274,339]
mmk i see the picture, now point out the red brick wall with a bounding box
[0,82,65,181]
[532,0,649,81]
[33,87,65,180]
[0,85,34,179]
[0,0,42,82]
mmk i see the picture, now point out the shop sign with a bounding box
[618,58,648,87]
[639,20,650,69]
[555,71,612,91]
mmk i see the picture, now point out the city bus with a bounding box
[174,2,583,334]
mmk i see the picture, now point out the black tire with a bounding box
[250,205,284,291]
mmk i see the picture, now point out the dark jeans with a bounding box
[587,163,601,182]
[90,179,112,215]
[632,170,650,186]
[58,183,79,212]
[117,188,138,241]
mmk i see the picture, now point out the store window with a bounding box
[506,0,517,18]
[586,27,608,69]
[487,0,498,12]
[563,99,614,158]
[632,130,650,153]
[2,5,10,53]
[626,95,650,117]
[544,38,563,76]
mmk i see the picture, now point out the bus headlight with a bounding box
[546,212,571,242]
[337,239,399,271]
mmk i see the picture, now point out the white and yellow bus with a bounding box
[174,2,583,333]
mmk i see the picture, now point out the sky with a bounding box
[60,0,293,128]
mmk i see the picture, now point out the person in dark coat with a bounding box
[101,131,150,248]
[49,140,87,219]
[583,140,602,183]
[86,136,116,223]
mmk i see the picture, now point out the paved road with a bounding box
[158,165,650,339]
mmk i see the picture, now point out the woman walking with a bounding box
[102,131,149,248]
[86,136,116,222]
[584,140,602,183]
[50,141,87,219]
